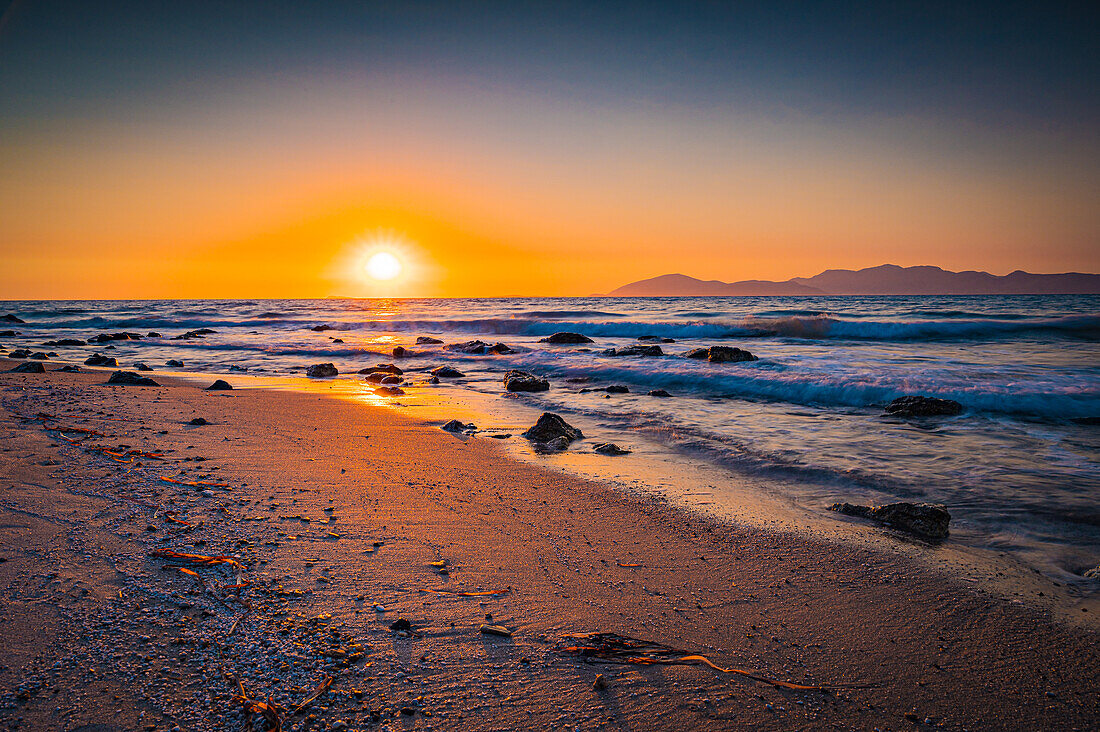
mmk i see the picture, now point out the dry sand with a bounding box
[0,361,1097,731]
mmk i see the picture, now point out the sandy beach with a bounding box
[0,360,1096,732]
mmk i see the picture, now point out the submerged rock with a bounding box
[380,375,403,384]
[49,339,86,346]
[306,363,338,378]
[107,370,160,386]
[441,419,477,433]
[885,396,963,417]
[9,362,44,373]
[684,346,757,362]
[540,332,594,344]
[430,366,464,378]
[603,345,663,357]
[166,359,184,367]
[522,413,583,444]
[1,314,25,324]
[416,336,444,345]
[311,324,333,332]
[647,389,672,397]
[85,354,119,367]
[593,442,631,455]
[0,330,19,337]
[205,379,233,391]
[504,370,550,392]
[829,501,951,541]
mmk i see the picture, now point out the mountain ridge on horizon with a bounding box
[607,264,1100,296]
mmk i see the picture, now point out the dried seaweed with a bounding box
[234,680,282,732]
[159,476,230,488]
[150,549,241,568]
[560,632,831,691]
[289,675,333,714]
[424,588,509,597]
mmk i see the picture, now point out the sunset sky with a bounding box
[1,1,1097,298]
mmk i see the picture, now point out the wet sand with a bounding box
[0,361,1097,731]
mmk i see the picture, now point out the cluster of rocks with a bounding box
[85,354,119,367]
[445,340,514,355]
[171,328,216,340]
[603,345,663,357]
[684,346,757,363]
[90,331,143,343]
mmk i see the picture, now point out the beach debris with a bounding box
[150,548,241,568]
[647,389,672,397]
[540,332,594,344]
[593,443,632,455]
[205,379,233,390]
[416,336,444,344]
[189,417,210,425]
[430,365,465,378]
[0,313,25,323]
[106,370,160,386]
[829,501,951,541]
[84,354,118,367]
[480,624,513,638]
[8,361,44,373]
[166,359,184,367]
[684,346,758,362]
[442,419,477,433]
[560,632,827,690]
[306,362,338,378]
[521,413,583,444]
[234,685,282,732]
[884,395,963,417]
[504,369,550,392]
[603,345,663,357]
[616,562,642,567]
[133,362,153,371]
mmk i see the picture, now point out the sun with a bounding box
[365,251,402,281]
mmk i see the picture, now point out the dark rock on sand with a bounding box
[605,385,629,394]
[373,385,405,396]
[684,346,757,362]
[829,501,951,541]
[189,417,209,426]
[9,362,45,373]
[504,370,550,392]
[134,362,153,371]
[57,365,80,372]
[593,443,632,455]
[306,363,338,378]
[205,379,233,391]
[647,389,672,397]
[442,420,477,433]
[522,413,583,444]
[885,396,963,417]
[166,359,185,367]
[540,332,594,344]
[85,354,119,367]
[416,336,444,345]
[107,370,160,386]
[603,345,663,357]
[430,366,464,378]
[1,314,25,323]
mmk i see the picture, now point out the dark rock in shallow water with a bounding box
[884,396,963,417]
[392,346,408,358]
[9,362,44,373]
[416,336,444,345]
[430,366,464,378]
[360,363,402,375]
[133,362,152,371]
[488,342,514,354]
[171,329,212,340]
[504,370,549,392]
[1,314,25,323]
[637,335,675,343]
[0,330,19,337]
[29,352,48,360]
[306,363,338,378]
[189,417,209,426]
[441,419,477,433]
[50,339,86,347]
[380,375,403,384]
[9,349,30,358]
[829,501,951,541]
[147,332,161,338]
[685,346,757,362]
[647,389,672,397]
[107,370,159,386]
[228,364,248,372]
[205,379,233,391]
[445,339,513,355]
[1072,417,1100,426]
[605,385,629,394]
[593,442,631,455]
[521,413,583,444]
[540,332,594,344]
[165,359,184,367]
[310,325,333,332]
[84,354,118,367]
[331,338,344,343]
[603,345,663,357]
[373,385,405,396]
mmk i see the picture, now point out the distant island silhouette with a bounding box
[608,264,1100,296]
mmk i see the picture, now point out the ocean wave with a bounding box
[741,314,1100,341]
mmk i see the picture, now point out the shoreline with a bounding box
[0,361,1098,730]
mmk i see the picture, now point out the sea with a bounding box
[4,295,1099,587]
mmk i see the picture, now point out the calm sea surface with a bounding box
[5,295,1099,581]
